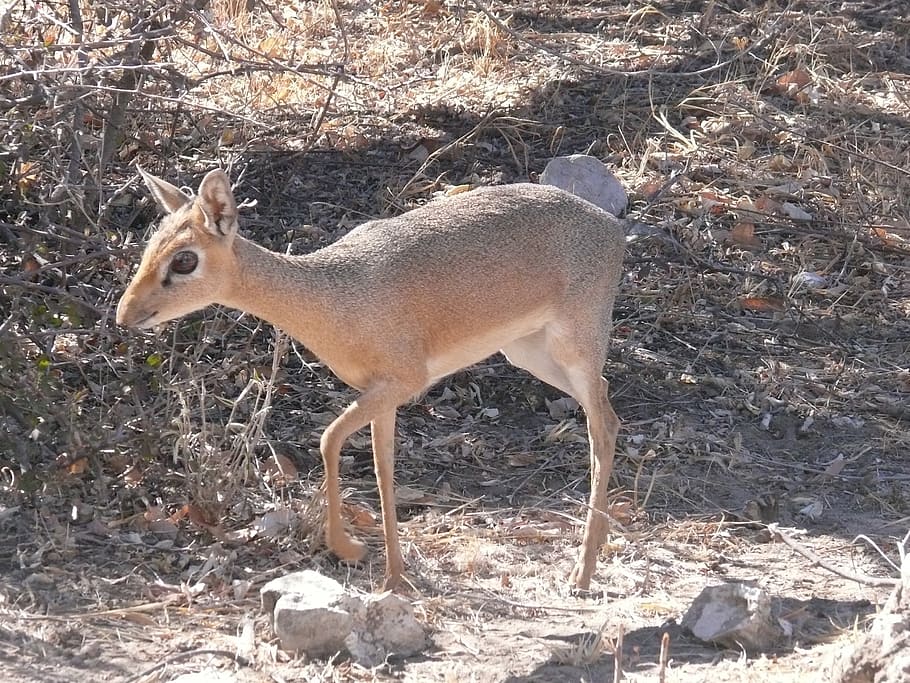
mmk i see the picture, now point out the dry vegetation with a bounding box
[1,1,909,681]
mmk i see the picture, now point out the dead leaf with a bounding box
[343,502,378,528]
[543,420,587,444]
[82,111,104,129]
[821,454,846,478]
[121,612,158,626]
[731,221,760,248]
[768,154,793,172]
[781,202,812,221]
[258,35,284,57]
[68,457,88,475]
[253,508,295,538]
[792,271,827,290]
[737,140,755,160]
[609,499,634,526]
[407,144,430,163]
[700,190,728,215]
[754,196,782,213]
[422,0,444,16]
[445,184,473,196]
[144,506,168,522]
[17,161,40,194]
[638,179,663,199]
[740,297,785,312]
[21,255,40,278]
[123,465,143,485]
[184,504,213,527]
[396,485,433,505]
[872,227,909,249]
[797,499,824,521]
[147,518,178,539]
[776,68,812,93]
[174,504,228,540]
[507,451,538,467]
[263,453,297,484]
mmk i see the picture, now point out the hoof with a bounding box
[569,562,593,591]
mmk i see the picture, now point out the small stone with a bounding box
[345,592,429,666]
[260,570,428,664]
[681,583,788,653]
[274,593,354,657]
[540,154,627,217]
[260,570,346,620]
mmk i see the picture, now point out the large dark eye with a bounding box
[170,250,198,275]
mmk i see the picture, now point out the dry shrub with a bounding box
[459,9,514,75]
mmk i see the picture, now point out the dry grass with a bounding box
[1,0,909,681]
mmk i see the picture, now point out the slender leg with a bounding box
[319,380,416,589]
[569,376,619,590]
[372,410,404,590]
[503,328,619,591]
[320,400,371,563]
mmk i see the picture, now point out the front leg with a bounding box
[320,402,370,564]
[318,381,417,588]
[372,410,404,590]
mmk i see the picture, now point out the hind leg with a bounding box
[566,372,619,590]
[502,325,620,590]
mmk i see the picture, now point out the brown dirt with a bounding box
[2,1,909,681]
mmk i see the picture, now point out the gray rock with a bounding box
[540,154,627,217]
[274,592,355,658]
[681,583,789,653]
[345,591,429,666]
[260,570,427,665]
[260,569,346,619]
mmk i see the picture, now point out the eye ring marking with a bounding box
[170,250,198,275]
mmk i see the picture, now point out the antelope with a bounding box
[116,168,624,591]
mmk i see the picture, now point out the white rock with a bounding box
[681,583,788,653]
[792,271,827,290]
[260,570,427,665]
[274,592,354,658]
[345,592,429,666]
[540,154,627,217]
[260,570,346,619]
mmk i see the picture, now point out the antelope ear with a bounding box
[138,167,192,214]
[196,169,238,239]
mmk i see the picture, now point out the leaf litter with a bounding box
[1,1,909,681]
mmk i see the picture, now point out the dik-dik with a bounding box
[116,168,624,591]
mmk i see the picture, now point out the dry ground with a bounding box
[1,1,909,681]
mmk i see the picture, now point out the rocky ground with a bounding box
[1,1,909,681]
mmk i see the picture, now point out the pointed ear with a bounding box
[138,167,192,214]
[196,169,238,238]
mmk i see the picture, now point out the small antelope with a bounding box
[117,168,624,591]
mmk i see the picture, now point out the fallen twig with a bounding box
[769,524,899,588]
[122,649,252,683]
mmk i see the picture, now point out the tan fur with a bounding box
[117,168,625,591]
